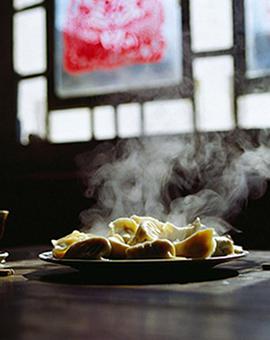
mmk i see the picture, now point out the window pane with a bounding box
[14,7,46,75]
[238,94,270,128]
[93,106,116,140]
[49,108,91,143]
[117,103,141,138]
[245,0,270,77]
[54,0,182,98]
[18,77,47,144]
[191,0,233,52]
[194,56,234,132]
[144,99,193,135]
[13,0,43,10]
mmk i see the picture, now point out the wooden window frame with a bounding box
[1,0,270,147]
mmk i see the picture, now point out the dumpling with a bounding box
[212,236,234,257]
[126,239,176,259]
[128,221,161,246]
[130,215,164,231]
[52,230,92,258]
[189,217,205,229]
[108,218,138,242]
[174,229,216,259]
[108,233,125,243]
[108,235,130,259]
[159,217,207,242]
[63,236,112,259]
[160,222,198,242]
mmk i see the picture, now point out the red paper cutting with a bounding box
[63,0,166,74]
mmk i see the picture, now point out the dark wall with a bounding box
[0,142,97,247]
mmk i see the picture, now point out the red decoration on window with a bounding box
[63,0,165,74]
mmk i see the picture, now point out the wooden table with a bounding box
[1,246,270,340]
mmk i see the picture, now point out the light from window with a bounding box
[144,99,194,135]
[13,0,43,10]
[18,77,47,144]
[190,0,233,52]
[93,106,116,140]
[117,103,141,138]
[14,7,46,75]
[194,56,234,131]
[238,93,270,128]
[49,108,92,143]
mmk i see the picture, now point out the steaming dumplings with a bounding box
[51,216,242,260]
[213,236,235,257]
[131,215,164,230]
[126,239,175,259]
[108,235,130,259]
[174,229,217,259]
[108,218,138,242]
[64,237,111,259]
[128,220,162,245]
[160,219,201,242]
[52,230,92,259]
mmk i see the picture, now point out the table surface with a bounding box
[1,246,270,340]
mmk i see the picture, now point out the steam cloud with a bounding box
[77,131,270,234]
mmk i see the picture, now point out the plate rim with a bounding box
[39,250,248,265]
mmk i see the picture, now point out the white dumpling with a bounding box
[64,236,112,259]
[128,220,161,246]
[108,235,130,259]
[52,230,92,258]
[108,217,138,242]
[174,228,217,259]
[126,239,176,259]
[130,215,164,231]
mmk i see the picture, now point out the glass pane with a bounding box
[245,0,270,77]
[93,106,116,140]
[49,108,91,143]
[13,0,43,10]
[14,8,46,75]
[18,77,47,144]
[144,99,194,135]
[194,56,234,132]
[191,0,233,52]
[238,94,270,128]
[54,0,182,98]
[117,103,141,138]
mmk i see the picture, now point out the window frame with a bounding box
[233,0,270,96]
[7,0,270,147]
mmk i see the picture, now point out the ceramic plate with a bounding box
[39,250,248,273]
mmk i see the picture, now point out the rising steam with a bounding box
[77,131,270,234]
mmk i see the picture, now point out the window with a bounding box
[245,0,270,77]
[55,0,182,98]
[11,0,270,145]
